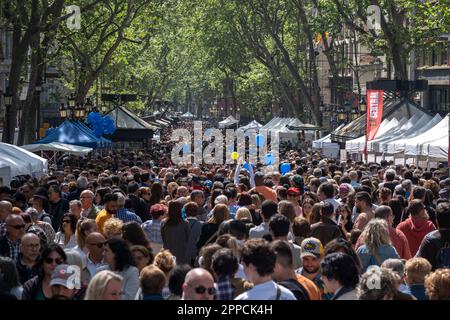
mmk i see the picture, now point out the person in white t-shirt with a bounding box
[235,239,296,300]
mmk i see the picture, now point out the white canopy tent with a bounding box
[381,114,443,155]
[21,142,93,156]
[219,115,239,128]
[312,124,343,158]
[180,111,195,119]
[313,124,344,149]
[368,114,442,154]
[345,118,402,154]
[260,117,304,141]
[0,142,48,186]
[403,114,448,160]
[240,120,263,132]
[367,115,421,153]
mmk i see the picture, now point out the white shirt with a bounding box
[235,280,296,300]
[249,222,270,239]
[54,232,77,249]
[235,263,247,280]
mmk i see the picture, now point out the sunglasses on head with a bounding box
[187,283,216,295]
[88,242,105,248]
[9,224,25,230]
[44,257,64,265]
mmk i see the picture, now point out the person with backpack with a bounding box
[417,202,450,270]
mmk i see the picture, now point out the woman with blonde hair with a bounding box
[73,218,98,259]
[164,182,179,202]
[356,219,400,271]
[85,270,123,300]
[197,204,229,249]
[235,207,252,223]
[153,250,176,299]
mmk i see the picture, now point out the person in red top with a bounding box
[397,200,436,256]
[355,205,412,260]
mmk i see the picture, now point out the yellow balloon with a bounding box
[231,152,239,160]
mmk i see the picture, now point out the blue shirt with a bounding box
[116,208,142,224]
[402,284,428,300]
[356,244,400,272]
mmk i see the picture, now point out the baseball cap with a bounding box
[300,237,323,259]
[50,264,81,289]
[287,187,300,195]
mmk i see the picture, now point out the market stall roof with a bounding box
[34,120,110,149]
[106,105,158,130]
[0,142,47,185]
[21,142,93,156]
[331,98,433,143]
[239,120,263,132]
[219,115,239,128]
[180,111,195,118]
[260,117,304,133]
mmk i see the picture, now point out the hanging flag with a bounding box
[365,90,384,161]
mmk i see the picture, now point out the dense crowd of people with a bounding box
[0,120,450,300]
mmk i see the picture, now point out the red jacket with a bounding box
[397,217,436,256]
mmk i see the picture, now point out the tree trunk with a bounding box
[18,30,40,145]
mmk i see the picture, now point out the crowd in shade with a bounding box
[0,120,450,300]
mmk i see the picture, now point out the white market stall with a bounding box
[180,112,195,119]
[218,115,239,129]
[21,142,93,162]
[0,142,48,186]
[240,120,263,133]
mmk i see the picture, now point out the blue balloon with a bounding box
[280,163,291,175]
[264,153,275,165]
[256,134,265,147]
[93,127,103,137]
[183,144,190,154]
[86,112,96,125]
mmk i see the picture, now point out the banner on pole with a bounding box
[366,90,384,141]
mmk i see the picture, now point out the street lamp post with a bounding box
[59,93,88,121]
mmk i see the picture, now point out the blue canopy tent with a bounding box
[71,121,112,148]
[34,120,111,149]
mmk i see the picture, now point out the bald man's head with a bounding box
[0,200,13,221]
[85,232,106,259]
[182,268,215,300]
[20,233,41,261]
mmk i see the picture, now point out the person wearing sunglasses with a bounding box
[85,232,108,280]
[54,213,77,250]
[181,268,215,300]
[0,214,26,263]
[22,243,67,300]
